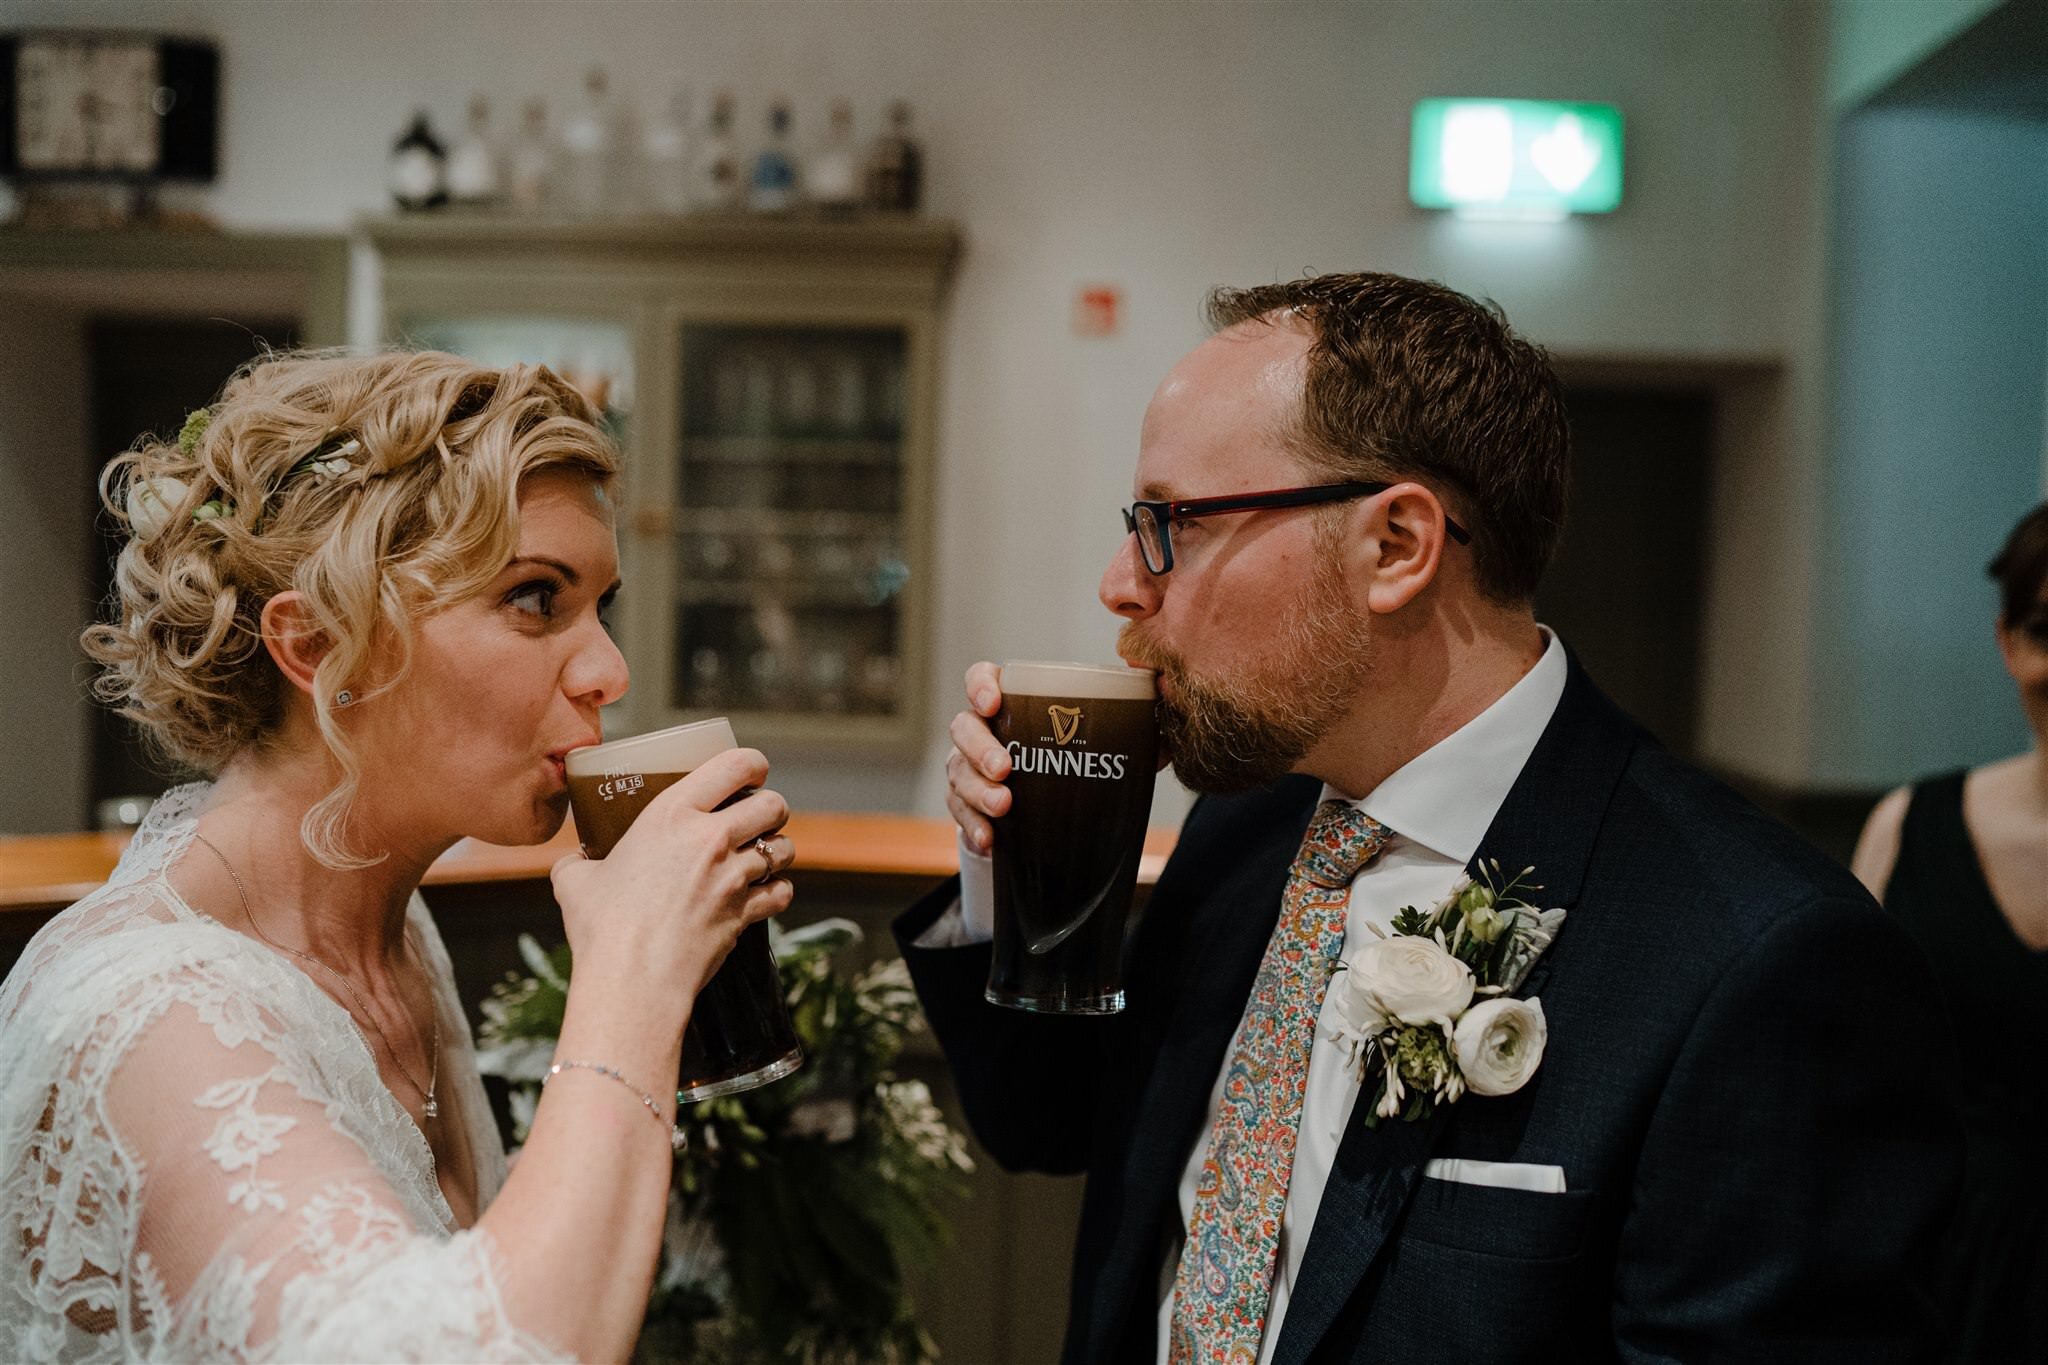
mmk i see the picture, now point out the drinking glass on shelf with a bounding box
[779,353,821,435]
[824,351,869,435]
[749,648,789,708]
[859,654,901,714]
[809,649,849,712]
[755,537,796,579]
[688,646,727,708]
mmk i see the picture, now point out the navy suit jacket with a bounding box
[896,658,1961,1364]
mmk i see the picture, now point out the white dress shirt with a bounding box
[947,632,1566,1364]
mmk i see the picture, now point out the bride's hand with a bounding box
[549,747,794,1021]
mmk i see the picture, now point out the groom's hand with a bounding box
[945,661,1011,855]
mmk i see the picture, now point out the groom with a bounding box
[896,273,1960,1364]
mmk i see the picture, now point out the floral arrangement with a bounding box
[475,920,973,1364]
[1323,862,1566,1126]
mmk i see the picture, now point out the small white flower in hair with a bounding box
[126,476,191,540]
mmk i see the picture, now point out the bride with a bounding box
[0,350,794,1361]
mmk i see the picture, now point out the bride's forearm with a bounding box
[476,976,686,1361]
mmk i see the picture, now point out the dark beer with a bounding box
[987,662,1159,1013]
[565,719,803,1102]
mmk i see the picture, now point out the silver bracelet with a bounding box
[543,1060,687,1154]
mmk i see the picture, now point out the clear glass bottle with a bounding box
[506,98,556,214]
[749,99,800,213]
[691,91,744,211]
[388,109,448,212]
[560,66,619,215]
[445,94,501,208]
[864,99,923,213]
[643,86,693,215]
[809,99,862,214]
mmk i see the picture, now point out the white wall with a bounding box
[0,301,91,833]
[7,0,1830,815]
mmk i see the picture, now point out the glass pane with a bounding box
[403,315,635,437]
[673,324,909,718]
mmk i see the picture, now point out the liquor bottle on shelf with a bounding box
[691,91,745,211]
[809,100,862,215]
[642,86,694,215]
[388,110,449,212]
[446,95,502,208]
[506,98,556,214]
[749,99,800,213]
[560,66,625,215]
[864,99,923,213]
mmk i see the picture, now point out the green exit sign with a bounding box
[1410,99,1625,219]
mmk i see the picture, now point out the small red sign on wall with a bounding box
[1074,285,1122,337]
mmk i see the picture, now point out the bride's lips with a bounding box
[545,737,602,786]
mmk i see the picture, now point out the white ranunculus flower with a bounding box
[1452,997,1548,1097]
[125,475,189,540]
[1353,935,1474,1025]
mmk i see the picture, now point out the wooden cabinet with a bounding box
[366,215,961,754]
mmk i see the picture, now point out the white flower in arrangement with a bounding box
[785,1096,860,1144]
[125,475,190,540]
[1350,934,1475,1026]
[1452,997,1548,1097]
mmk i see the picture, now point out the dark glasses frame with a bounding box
[1119,480,1472,575]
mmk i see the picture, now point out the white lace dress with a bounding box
[0,785,564,1362]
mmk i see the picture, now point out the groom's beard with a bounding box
[1118,536,1369,794]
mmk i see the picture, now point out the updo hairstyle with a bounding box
[82,349,620,865]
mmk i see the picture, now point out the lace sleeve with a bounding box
[4,931,565,1364]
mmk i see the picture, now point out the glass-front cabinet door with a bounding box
[370,215,957,757]
[670,323,913,731]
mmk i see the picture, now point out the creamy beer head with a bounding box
[564,716,738,784]
[988,660,1159,1014]
[997,661,1156,704]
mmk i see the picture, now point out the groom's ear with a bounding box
[1355,482,1452,615]
[258,592,330,698]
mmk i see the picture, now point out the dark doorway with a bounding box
[1536,386,1717,759]
[85,316,297,821]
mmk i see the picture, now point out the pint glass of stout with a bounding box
[565,718,804,1102]
[986,661,1159,1014]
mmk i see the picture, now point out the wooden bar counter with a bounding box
[1,813,1179,914]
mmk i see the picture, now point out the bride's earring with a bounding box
[334,689,354,708]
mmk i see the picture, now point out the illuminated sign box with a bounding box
[1410,99,1625,219]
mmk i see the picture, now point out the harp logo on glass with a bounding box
[1048,705,1084,746]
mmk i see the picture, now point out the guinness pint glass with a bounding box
[986,661,1159,1014]
[565,718,804,1102]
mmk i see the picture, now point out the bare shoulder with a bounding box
[1963,756,2048,945]
[1849,785,1913,903]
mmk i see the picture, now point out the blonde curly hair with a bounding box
[83,349,621,866]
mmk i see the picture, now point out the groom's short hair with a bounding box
[1206,273,1571,606]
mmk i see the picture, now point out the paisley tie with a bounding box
[1167,798,1393,1365]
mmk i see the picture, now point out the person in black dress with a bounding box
[1854,500,2048,1364]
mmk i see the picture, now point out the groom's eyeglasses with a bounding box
[1120,481,1472,576]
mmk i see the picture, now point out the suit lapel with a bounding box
[1269,654,1640,1365]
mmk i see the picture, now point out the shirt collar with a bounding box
[1319,627,1567,865]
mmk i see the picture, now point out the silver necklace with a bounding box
[192,830,441,1121]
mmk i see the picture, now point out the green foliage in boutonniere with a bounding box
[1324,860,1567,1127]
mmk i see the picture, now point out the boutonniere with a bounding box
[1324,861,1566,1127]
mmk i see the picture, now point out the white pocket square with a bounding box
[1423,1158,1567,1194]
